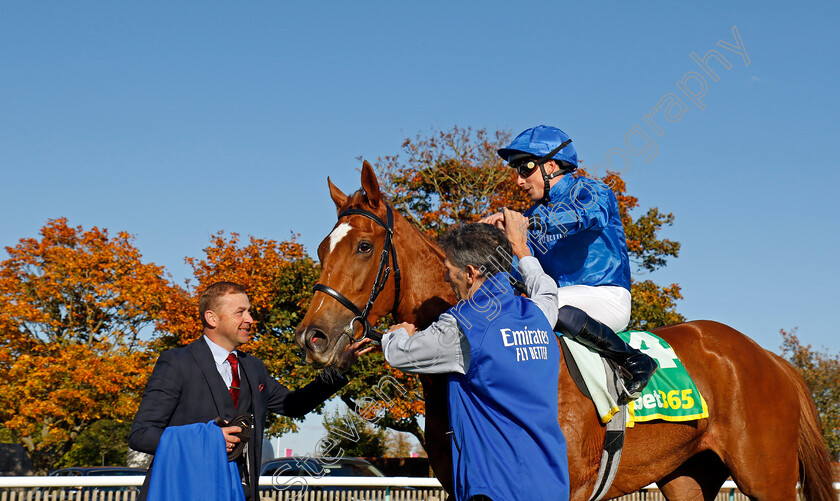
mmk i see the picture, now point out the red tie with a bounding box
[227,353,240,408]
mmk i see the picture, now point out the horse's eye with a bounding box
[357,242,373,254]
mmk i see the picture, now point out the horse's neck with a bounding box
[391,215,455,329]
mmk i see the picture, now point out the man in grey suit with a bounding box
[129,281,371,500]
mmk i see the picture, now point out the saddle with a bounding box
[214,414,253,461]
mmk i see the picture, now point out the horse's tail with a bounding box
[774,354,835,501]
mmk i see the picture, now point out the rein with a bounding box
[312,205,401,343]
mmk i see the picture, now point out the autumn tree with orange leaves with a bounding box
[370,126,524,238]
[0,218,175,472]
[601,171,684,330]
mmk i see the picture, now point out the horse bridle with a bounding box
[312,205,401,343]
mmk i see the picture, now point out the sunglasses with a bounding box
[510,158,540,178]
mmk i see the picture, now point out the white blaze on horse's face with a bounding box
[328,223,353,254]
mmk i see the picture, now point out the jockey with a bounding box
[483,125,656,402]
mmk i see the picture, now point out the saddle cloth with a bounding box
[562,330,708,426]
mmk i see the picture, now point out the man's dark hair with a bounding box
[438,223,514,277]
[199,281,248,328]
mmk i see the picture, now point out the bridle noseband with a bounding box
[312,205,401,343]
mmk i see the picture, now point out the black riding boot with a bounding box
[555,305,657,403]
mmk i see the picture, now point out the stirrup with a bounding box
[611,358,655,405]
[608,362,640,405]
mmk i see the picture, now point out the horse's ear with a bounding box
[328,177,348,211]
[360,160,381,209]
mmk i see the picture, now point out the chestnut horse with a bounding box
[295,162,834,501]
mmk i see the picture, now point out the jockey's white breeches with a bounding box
[556,284,631,333]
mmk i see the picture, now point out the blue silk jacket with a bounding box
[523,174,631,290]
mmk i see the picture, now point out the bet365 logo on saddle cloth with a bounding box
[618,331,709,427]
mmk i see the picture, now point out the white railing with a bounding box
[259,476,445,488]
[0,476,145,488]
[0,476,441,488]
[1,476,838,497]
[0,476,733,488]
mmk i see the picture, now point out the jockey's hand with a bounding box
[336,338,374,373]
[501,208,532,259]
[387,322,417,336]
[479,212,505,229]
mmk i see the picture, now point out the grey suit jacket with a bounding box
[129,338,347,500]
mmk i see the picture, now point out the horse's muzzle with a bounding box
[295,325,340,368]
[305,327,329,353]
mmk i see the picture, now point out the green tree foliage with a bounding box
[57,419,132,468]
[780,329,840,460]
[334,322,427,446]
[319,408,386,458]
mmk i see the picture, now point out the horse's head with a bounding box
[295,161,403,367]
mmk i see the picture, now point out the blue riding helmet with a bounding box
[498,125,578,171]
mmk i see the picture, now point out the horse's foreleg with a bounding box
[656,450,729,501]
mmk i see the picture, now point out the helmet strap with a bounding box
[529,139,572,204]
[539,164,565,204]
[533,139,572,166]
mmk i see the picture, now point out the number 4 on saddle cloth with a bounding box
[622,331,709,426]
[561,330,709,426]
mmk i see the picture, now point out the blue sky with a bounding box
[2,2,838,454]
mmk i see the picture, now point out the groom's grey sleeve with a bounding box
[381,312,470,374]
[518,255,559,327]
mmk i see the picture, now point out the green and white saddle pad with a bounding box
[618,330,709,427]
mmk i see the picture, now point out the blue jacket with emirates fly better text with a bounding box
[382,257,569,501]
[446,272,568,501]
[524,173,631,290]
